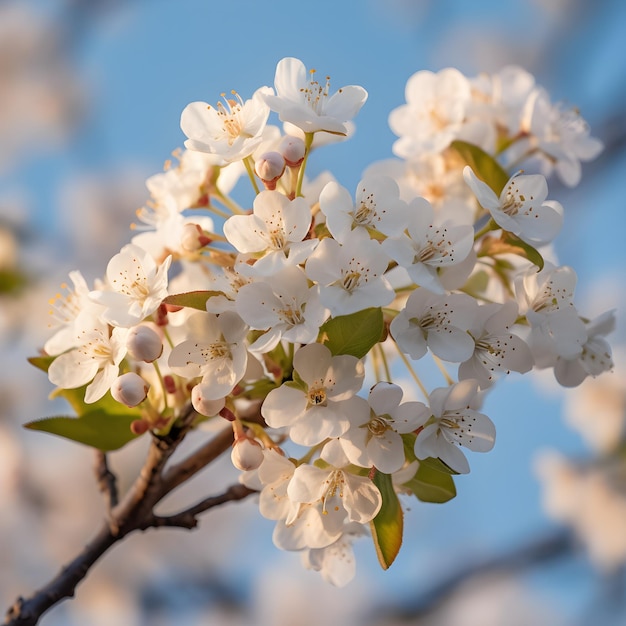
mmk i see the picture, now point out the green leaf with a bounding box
[451,140,510,195]
[0,268,28,294]
[163,290,223,311]
[24,411,139,451]
[501,232,545,271]
[370,471,403,570]
[26,357,142,450]
[28,355,55,373]
[479,233,544,271]
[403,458,457,503]
[319,307,384,358]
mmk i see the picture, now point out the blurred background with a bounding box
[1,0,626,624]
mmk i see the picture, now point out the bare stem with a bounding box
[94,450,118,510]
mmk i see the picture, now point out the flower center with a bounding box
[367,414,391,437]
[414,227,453,265]
[48,282,81,325]
[201,341,231,361]
[277,305,304,327]
[267,228,286,250]
[353,190,377,227]
[308,386,327,406]
[341,270,361,292]
[322,470,345,515]
[215,91,246,144]
[299,69,331,115]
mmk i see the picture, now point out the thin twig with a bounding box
[149,484,256,530]
[93,450,118,510]
[159,425,234,496]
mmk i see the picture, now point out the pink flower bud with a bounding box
[111,372,149,407]
[231,436,264,471]
[181,223,211,251]
[279,135,306,167]
[126,324,163,362]
[254,151,285,189]
[191,383,226,416]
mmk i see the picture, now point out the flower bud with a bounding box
[126,323,163,362]
[254,151,286,189]
[111,372,149,407]
[181,223,212,251]
[191,383,226,416]
[231,436,264,471]
[279,135,306,167]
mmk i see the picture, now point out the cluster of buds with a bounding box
[37,57,612,585]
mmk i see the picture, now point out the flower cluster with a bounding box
[38,57,612,585]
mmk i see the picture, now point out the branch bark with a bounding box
[4,414,252,626]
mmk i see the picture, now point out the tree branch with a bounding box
[159,425,235,496]
[4,410,249,626]
[149,484,256,530]
[93,450,118,510]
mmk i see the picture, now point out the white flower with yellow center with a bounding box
[89,244,171,328]
[414,379,495,474]
[180,86,272,163]
[381,197,474,294]
[391,288,477,363]
[305,229,395,316]
[319,175,410,243]
[168,310,248,400]
[464,166,563,246]
[261,342,364,446]
[224,190,317,276]
[235,266,327,352]
[263,57,368,136]
[332,382,428,474]
[459,301,534,389]
[48,311,129,404]
[389,67,472,157]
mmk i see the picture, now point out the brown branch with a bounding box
[159,425,235,496]
[94,451,118,510]
[149,484,256,530]
[4,410,247,626]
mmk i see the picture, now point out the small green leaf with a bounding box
[51,384,141,420]
[163,290,223,311]
[370,471,403,570]
[451,140,510,195]
[26,360,142,450]
[28,355,55,373]
[501,232,544,271]
[403,458,457,503]
[479,233,544,271]
[0,268,28,294]
[24,411,139,451]
[320,307,384,358]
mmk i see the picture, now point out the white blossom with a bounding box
[261,342,364,446]
[413,379,495,474]
[464,166,562,246]
[168,310,249,400]
[319,175,410,243]
[224,190,317,276]
[381,197,474,294]
[180,86,272,163]
[264,57,367,136]
[390,288,477,362]
[305,229,395,316]
[48,311,129,403]
[89,244,171,328]
[235,266,327,352]
[459,301,533,388]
